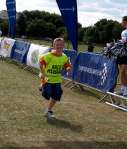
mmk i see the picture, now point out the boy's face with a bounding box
[53,40,64,51]
[122,20,127,28]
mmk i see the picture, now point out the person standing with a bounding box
[116,16,127,97]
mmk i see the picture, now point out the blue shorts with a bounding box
[42,83,63,101]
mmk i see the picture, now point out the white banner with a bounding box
[27,44,49,69]
[0,37,15,57]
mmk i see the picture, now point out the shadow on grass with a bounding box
[1,141,127,149]
[47,118,83,133]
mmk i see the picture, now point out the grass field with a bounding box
[0,59,127,149]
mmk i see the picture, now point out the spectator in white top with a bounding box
[116,16,127,97]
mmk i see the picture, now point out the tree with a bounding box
[84,26,98,43]
[78,23,85,42]
[17,13,27,36]
[17,10,65,39]
[26,19,47,37]
[0,19,8,36]
[44,22,56,39]
[112,22,122,41]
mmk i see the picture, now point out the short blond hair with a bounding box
[53,38,64,44]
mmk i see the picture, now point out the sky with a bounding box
[1,0,127,27]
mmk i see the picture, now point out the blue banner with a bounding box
[6,0,16,37]
[56,0,78,51]
[11,40,30,64]
[73,52,118,92]
[62,49,77,79]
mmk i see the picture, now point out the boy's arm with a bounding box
[39,57,46,79]
[64,59,72,72]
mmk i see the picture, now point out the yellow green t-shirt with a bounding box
[40,52,68,83]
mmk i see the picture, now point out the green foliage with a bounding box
[86,18,123,43]
[112,22,123,41]
[84,26,99,43]
[0,19,8,36]
[16,10,66,39]
[17,12,27,36]
[26,19,47,37]
[0,10,123,44]
[78,24,85,42]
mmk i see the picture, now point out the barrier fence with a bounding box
[0,37,126,111]
[10,40,30,63]
[72,52,118,92]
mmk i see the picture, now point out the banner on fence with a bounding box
[73,52,118,91]
[11,40,30,63]
[0,37,15,57]
[27,44,49,69]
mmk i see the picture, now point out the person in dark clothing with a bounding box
[88,42,94,52]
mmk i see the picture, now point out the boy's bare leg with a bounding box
[43,99,57,118]
[120,65,127,86]
[47,99,57,111]
[44,100,49,109]
[119,64,127,96]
